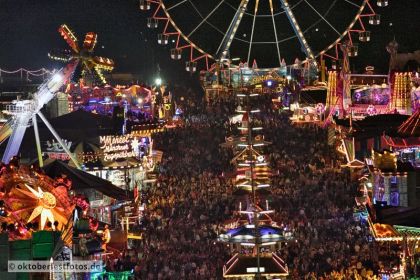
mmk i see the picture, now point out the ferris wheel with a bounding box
[139,0,388,72]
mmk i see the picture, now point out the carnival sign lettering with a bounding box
[249,75,285,85]
[44,139,73,161]
[99,135,140,161]
[47,152,71,161]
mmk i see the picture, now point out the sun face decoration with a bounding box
[40,191,57,209]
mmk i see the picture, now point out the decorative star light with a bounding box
[131,138,140,154]
[23,184,58,230]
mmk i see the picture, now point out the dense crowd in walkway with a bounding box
[105,97,400,279]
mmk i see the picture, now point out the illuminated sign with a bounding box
[47,152,71,161]
[44,139,73,161]
[99,135,141,161]
[249,75,285,85]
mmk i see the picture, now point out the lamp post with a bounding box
[155,77,162,86]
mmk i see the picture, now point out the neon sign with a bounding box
[99,135,140,161]
[249,75,285,85]
[44,139,73,161]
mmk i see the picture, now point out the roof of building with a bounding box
[42,160,131,200]
[219,225,284,244]
[223,254,288,278]
[374,205,420,228]
[335,114,410,139]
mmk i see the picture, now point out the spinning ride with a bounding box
[48,24,114,84]
[140,0,385,73]
[0,62,79,166]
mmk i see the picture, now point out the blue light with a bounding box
[267,80,273,87]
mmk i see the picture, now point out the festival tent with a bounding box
[1,109,116,161]
[44,109,115,138]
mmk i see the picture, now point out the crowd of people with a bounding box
[265,114,384,279]
[103,95,402,279]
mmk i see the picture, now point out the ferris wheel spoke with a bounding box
[300,1,336,36]
[343,0,361,9]
[269,0,282,66]
[247,0,260,65]
[280,0,315,61]
[303,0,341,36]
[224,0,304,17]
[215,0,251,60]
[166,0,188,12]
[187,0,226,37]
[187,0,248,42]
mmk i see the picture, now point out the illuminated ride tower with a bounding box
[220,90,289,279]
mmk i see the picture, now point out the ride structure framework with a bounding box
[48,24,114,85]
[0,61,80,168]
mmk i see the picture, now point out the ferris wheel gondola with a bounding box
[140,0,388,72]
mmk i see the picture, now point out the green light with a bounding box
[91,271,133,280]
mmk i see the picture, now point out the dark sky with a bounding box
[0,0,419,85]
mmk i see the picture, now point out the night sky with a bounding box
[0,0,419,86]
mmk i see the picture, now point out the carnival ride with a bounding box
[140,0,385,82]
[0,61,80,167]
[49,24,115,84]
[66,83,154,117]
[292,39,419,123]
[325,56,418,123]
[63,82,177,126]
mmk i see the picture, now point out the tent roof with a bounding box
[224,254,288,278]
[397,109,420,137]
[374,205,420,228]
[335,114,409,139]
[48,109,114,131]
[226,225,283,237]
[42,160,130,200]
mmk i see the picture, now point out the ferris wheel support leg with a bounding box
[247,0,259,65]
[280,0,316,63]
[1,118,30,164]
[269,0,282,66]
[32,115,43,167]
[37,111,81,169]
[215,0,250,60]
